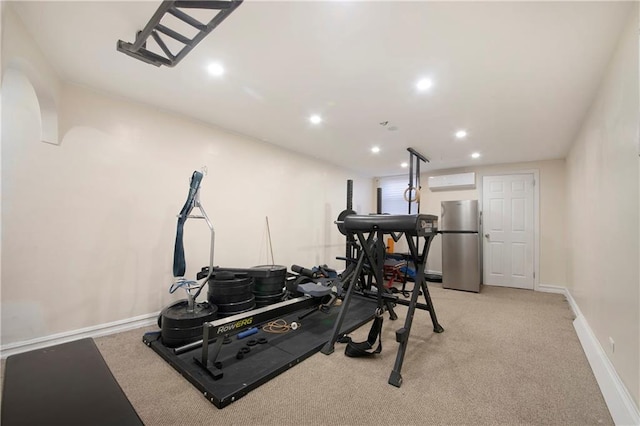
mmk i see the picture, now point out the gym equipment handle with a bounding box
[291,264,319,278]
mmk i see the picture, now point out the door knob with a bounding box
[484,233,490,239]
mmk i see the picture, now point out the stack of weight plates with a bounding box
[249,265,287,308]
[207,271,255,317]
[160,300,218,348]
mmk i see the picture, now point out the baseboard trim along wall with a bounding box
[538,284,640,425]
[0,311,159,359]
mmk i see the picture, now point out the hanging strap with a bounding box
[344,308,383,357]
[172,171,204,277]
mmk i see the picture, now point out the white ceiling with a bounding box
[10,1,633,177]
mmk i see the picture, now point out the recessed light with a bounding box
[309,115,322,124]
[416,78,433,91]
[471,152,480,159]
[371,146,380,154]
[207,62,225,77]
[401,162,408,168]
[455,130,468,139]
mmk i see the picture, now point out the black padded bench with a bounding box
[1,338,142,426]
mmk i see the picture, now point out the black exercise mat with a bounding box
[144,295,376,408]
[1,338,143,426]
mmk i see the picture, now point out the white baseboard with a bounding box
[537,284,582,318]
[0,311,159,359]
[538,284,639,425]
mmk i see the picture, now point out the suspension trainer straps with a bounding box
[172,171,204,277]
[344,308,383,357]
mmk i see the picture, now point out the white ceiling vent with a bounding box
[428,172,476,191]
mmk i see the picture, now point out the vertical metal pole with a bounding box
[346,180,355,266]
[321,233,371,355]
[376,188,382,214]
[200,323,210,366]
[408,156,414,214]
[388,234,422,387]
[416,159,421,214]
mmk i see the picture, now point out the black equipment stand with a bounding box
[321,213,444,388]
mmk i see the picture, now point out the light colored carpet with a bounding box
[92,284,612,425]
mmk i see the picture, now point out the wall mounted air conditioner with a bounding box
[428,172,476,191]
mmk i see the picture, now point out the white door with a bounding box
[482,174,535,289]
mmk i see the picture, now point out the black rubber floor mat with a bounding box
[144,295,376,408]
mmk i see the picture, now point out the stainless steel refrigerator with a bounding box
[441,200,482,292]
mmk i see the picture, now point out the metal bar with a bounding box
[388,235,423,387]
[417,236,443,332]
[151,30,176,61]
[174,0,234,9]
[173,336,216,355]
[346,179,354,269]
[171,1,243,66]
[117,41,172,67]
[156,23,192,45]
[200,323,210,368]
[406,147,429,163]
[206,296,317,338]
[197,296,319,369]
[131,1,174,51]
[360,289,431,311]
[321,233,374,355]
[376,188,382,214]
[416,158,421,214]
[408,156,414,214]
[167,7,206,30]
[191,197,215,300]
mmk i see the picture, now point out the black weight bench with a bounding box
[1,338,142,426]
[322,213,444,387]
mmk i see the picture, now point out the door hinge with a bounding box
[533,271,535,279]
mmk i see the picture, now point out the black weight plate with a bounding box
[253,292,285,302]
[248,265,287,278]
[209,271,250,282]
[208,291,253,305]
[246,339,258,347]
[336,209,356,236]
[255,298,283,308]
[208,276,252,289]
[160,301,218,329]
[207,286,253,300]
[216,295,256,313]
[208,281,253,297]
[252,285,285,297]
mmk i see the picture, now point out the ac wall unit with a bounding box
[428,172,476,191]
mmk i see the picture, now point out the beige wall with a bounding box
[1,10,372,345]
[386,160,566,287]
[566,9,639,405]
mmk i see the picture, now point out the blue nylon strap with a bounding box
[172,171,204,278]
